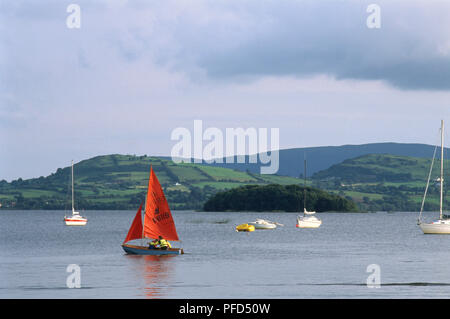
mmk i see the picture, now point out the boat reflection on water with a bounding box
[125,254,176,298]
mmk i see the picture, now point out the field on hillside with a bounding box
[3,152,449,212]
[0,155,302,210]
[313,154,449,212]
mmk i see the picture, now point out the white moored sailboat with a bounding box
[297,208,322,228]
[64,161,87,226]
[418,120,450,234]
[296,157,322,229]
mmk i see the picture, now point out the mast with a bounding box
[71,160,74,213]
[304,155,307,212]
[440,120,444,220]
[141,185,146,244]
[142,166,151,243]
[142,195,146,243]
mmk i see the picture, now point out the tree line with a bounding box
[203,184,358,212]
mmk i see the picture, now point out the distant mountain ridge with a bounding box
[203,142,447,178]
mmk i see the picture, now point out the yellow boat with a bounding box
[236,224,255,232]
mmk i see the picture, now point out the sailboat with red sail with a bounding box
[122,166,184,255]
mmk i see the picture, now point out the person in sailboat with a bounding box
[148,238,160,250]
[158,235,171,250]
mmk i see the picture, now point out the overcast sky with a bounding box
[1,0,450,181]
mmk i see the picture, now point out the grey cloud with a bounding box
[2,0,450,181]
[148,0,450,90]
[8,0,449,90]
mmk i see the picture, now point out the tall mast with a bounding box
[71,160,74,213]
[142,166,150,242]
[142,194,146,242]
[304,155,307,212]
[440,120,444,220]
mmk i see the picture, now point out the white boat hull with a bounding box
[248,222,276,229]
[419,221,450,234]
[296,216,322,228]
[64,214,87,226]
[65,220,87,226]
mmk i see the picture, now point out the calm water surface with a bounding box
[1,210,450,298]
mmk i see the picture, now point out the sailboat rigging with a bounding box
[122,165,184,255]
[418,120,450,234]
[296,155,322,228]
[64,161,87,226]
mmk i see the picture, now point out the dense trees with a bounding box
[203,184,358,212]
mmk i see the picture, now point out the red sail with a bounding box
[143,166,180,241]
[123,203,143,244]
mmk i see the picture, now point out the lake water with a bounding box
[1,210,450,299]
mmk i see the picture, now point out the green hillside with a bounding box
[3,152,447,212]
[0,154,300,210]
[311,153,449,212]
[311,153,445,183]
[206,142,448,178]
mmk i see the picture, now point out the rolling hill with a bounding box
[2,144,447,212]
[310,153,449,212]
[311,153,446,183]
[205,142,446,178]
[0,154,301,210]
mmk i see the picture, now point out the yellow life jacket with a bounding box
[159,239,169,248]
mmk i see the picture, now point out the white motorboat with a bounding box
[248,219,282,229]
[418,120,450,234]
[64,160,87,226]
